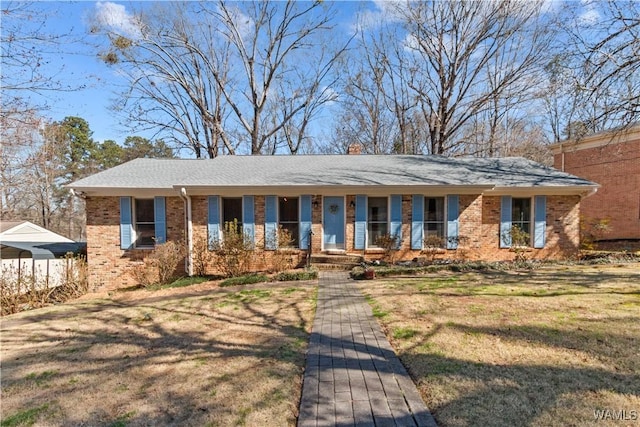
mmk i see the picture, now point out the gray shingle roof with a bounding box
[69,155,597,191]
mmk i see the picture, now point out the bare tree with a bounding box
[93,1,345,157]
[552,0,640,136]
[397,0,552,155]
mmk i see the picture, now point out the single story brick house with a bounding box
[550,125,640,246]
[69,154,597,288]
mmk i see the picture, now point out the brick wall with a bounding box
[85,193,582,289]
[553,135,640,240]
[85,196,185,290]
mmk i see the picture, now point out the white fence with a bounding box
[1,257,78,291]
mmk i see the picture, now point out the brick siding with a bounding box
[553,134,640,241]
[85,193,582,290]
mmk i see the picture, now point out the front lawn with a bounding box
[1,280,317,426]
[357,263,640,427]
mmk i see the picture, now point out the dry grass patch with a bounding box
[1,280,317,426]
[358,263,640,427]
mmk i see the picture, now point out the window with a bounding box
[512,198,532,244]
[367,197,388,248]
[222,197,243,233]
[134,199,155,247]
[424,197,445,241]
[279,197,299,247]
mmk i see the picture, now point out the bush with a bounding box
[192,235,213,277]
[274,269,318,282]
[272,227,299,273]
[422,235,445,262]
[130,241,185,287]
[375,234,400,263]
[211,220,254,278]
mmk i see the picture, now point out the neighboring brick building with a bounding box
[550,125,640,246]
[70,155,597,289]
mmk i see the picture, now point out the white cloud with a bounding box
[217,4,254,42]
[353,0,404,33]
[578,8,600,25]
[577,0,601,25]
[94,2,142,39]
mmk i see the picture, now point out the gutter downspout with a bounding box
[179,188,194,276]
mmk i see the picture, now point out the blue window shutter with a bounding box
[120,197,133,250]
[243,196,255,246]
[299,195,312,250]
[446,195,459,249]
[208,196,220,248]
[154,196,166,244]
[411,195,424,250]
[354,195,366,250]
[500,196,512,248]
[265,196,278,250]
[534,195,547,248]
[390,195,402,249]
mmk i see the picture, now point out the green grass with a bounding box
[1,404,50,427]
[393,327,418,339]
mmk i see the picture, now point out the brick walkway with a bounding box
[297,271,437,427]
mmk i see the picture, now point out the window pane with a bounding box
[280,223,299,247]
[135,199,154,223]
[279,197,299,222]
[135,224,155,247]
[223,198,243,226]
[368,197,388,222]
[425,197,444,221]
[134,199,155,247]
[425,223,444,237]
[512,198,531,223]
[424,197,445,241]
[367,222,388,247]
[512,198,532,242]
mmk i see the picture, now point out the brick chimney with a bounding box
[347,143,362,155]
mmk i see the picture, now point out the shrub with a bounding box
[130,241,185,287]
[268,226,298,273]
[274,269,318,282]
[211,220,254,278]
[422,235,445,262]
[375,234,400,263]
[192,235,213,277]
[580,216,612,250]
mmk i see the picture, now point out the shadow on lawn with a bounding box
[0,283,316,426]
[401,351,640,427]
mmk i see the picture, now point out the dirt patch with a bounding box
[1,280,317,426]
[357,263,640,427]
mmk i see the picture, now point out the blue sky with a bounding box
[11,1,369,144]
[6,0,601,148]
